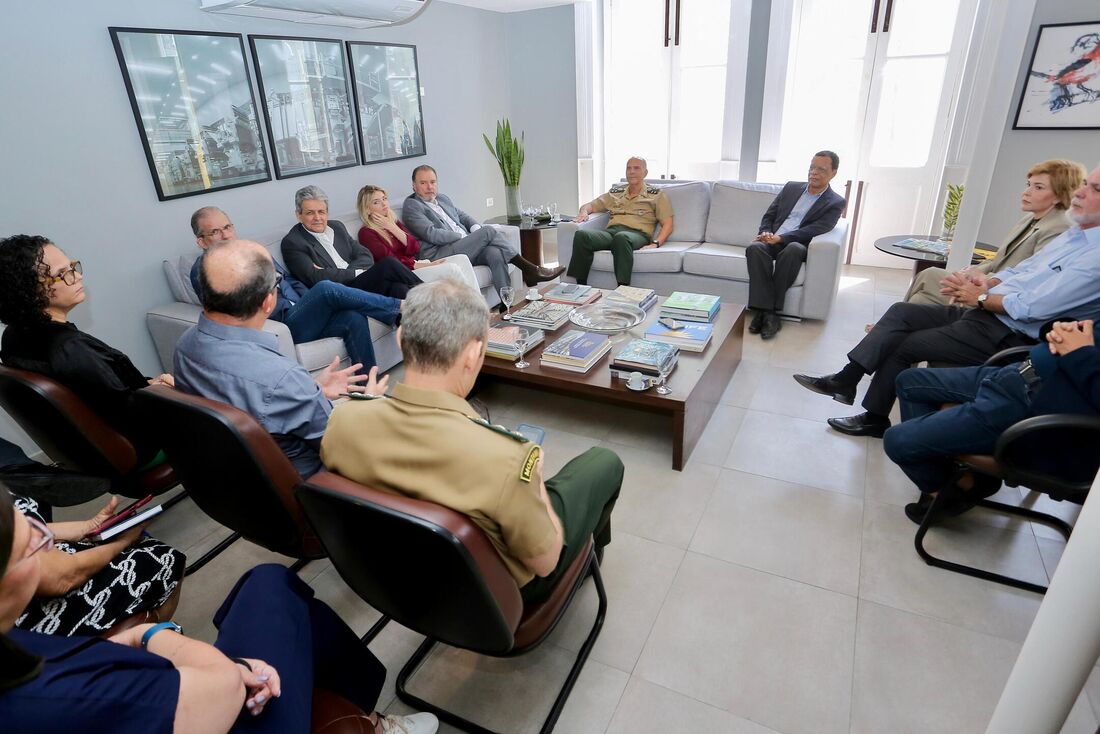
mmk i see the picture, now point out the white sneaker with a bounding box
[379,712,439,734]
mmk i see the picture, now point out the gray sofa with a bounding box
[557,180,848,320]
[146,211,522,375]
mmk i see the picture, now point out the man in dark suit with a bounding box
[747,151,846,339]
[281,185,421,299]
[401,165,563,300]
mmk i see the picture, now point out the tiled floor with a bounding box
[64,264,1100,733]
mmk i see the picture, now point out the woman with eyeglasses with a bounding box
[0,234,172,467]
[0,487,439,733]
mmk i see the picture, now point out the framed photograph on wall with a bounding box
[347,41,427,164]
[109,28,271,201]
[249,35,360,178]
[1013,20,1100,130]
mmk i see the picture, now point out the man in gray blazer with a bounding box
[401,165,563,300]
[747,151,846,339]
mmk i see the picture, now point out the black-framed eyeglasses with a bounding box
[201,222,236,239]
[45,261,82,286]
[15,515,54,567]
[271,273,283,291]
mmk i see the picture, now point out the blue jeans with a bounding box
[281,281,399,372]
[882,364,1032,493]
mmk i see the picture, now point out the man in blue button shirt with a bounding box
[190,206,400,373]
[795,163,1100,437]
[746,151,846,339]
[175,239,387,478]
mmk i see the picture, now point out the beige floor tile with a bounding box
[604,441,721,548]
[604,407,678,457]
[720,358,768,408]
[547,531,685,672]
[873,266,915,296]
[767,330,861,374]
[859,501,1044,642]
[606,677,780,733]
[747,365,870,423]
[692,470,863,595]
[489,385,616,441]
[1016,489,1083,541]
[635,552,856,734]
[1036,536,1066,582]
[724,410,868,497]
[686,403,747,467]
[836,268,877,294]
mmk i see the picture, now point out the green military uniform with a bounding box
[320,383,623,601]
[567,184,674,286]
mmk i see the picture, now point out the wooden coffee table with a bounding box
[477,292,745,470]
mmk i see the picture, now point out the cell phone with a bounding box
[88,504,163,543]
[560,284,579,294]
[83,494,153,539]
[658,317,684,330]
[515,423,546,445]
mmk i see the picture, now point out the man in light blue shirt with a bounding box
[174,239,387,477]
[794,163,1100,437]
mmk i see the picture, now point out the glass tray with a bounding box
[569,301,647,334]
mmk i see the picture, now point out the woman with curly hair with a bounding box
[0,235,171,466]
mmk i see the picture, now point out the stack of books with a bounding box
[543,282,602,306]
[486,324,545,360]
[606,284,658,311]
[893,237,949,256]
[644,320,714,352]
[539,330,612,372]
[509,301,575,330]
[609,339,678,380]
[660,291,720,322]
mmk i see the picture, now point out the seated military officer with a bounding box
[567,157,674,286]
[321,279,624,601]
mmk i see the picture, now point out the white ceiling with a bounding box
[439,0,576,13]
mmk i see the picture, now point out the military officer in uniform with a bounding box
[321,279,623,601]
[567,157,674,286]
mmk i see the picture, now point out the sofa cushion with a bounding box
[164,255,201,305]
[294,337,350,373]
[705,181,783,246]
[649,181,710,243]
[590,241,695,274]
[682,242,806,286]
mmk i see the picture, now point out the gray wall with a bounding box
[979,1,1100,243]
[0,0,578,452]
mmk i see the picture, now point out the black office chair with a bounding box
[298,471,605,734]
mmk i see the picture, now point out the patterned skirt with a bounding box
[13,495,185,636]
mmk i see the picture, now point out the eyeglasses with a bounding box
[15,515,54,567]
[45,261,82,286]
[271,273,283,291]
[202,222,236,239]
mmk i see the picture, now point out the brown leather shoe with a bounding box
[534,265,565,283]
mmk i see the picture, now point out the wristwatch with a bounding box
[651,240,660,247]
[141,621,183,649]
[976,293,988,310]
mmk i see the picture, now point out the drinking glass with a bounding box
[655,374,672,395]
[550,202,560,223]
[514,351,530,370]
[500,286,515,320]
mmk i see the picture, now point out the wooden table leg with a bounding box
[520,229,543,265]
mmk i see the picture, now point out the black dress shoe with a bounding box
[827,412,891,437]
[748,311,765,334]
[792,373,857,405]
[760,312,781,339]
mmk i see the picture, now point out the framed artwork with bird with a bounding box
[1014,20,1100,130]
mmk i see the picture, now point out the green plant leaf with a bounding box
[483,117,524,186]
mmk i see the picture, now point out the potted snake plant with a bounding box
[483,118,525,221]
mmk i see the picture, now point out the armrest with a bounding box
[146,302,296,370]
[984,346,1032,367]
[556,213,610,282]
[800,218,849,320]
[995,413,1100,499]
[486,222,521,253]
[260,319,297,361]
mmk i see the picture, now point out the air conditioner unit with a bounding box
[200,0,432,29]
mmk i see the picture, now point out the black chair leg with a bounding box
[395,551,607,734]
[913,490,1070,595]
[361,614,390,644]
[183,531,241,576]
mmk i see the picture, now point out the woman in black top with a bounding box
[0,235,172,466]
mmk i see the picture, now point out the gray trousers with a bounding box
[421,227,515,294]
[746,241,807,312]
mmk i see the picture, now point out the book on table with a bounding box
[892,237,949,256]
[660,291,720,322]
[609,338,678,378]
[486,324,545,359]
[539,330,612,372]
[605,285,658,311]
[509,300,575,330]
[543,282,602,306]
[644,320,714,352]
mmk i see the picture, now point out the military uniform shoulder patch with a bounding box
[646,185,662,195]
[609,183,627,194]
[469,416,529,442]
[520,444,541,483]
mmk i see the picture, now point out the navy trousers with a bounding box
[211,564,386,733]
[882,364,1032,494]
[283,280,400,372]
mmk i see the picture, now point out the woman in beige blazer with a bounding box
[904,159,1087,306]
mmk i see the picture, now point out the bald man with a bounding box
[567,157,673,286]
[173,239,386,477]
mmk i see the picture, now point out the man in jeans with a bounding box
[189,206,400,373]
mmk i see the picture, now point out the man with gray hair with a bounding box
[174,239,386,478]
[322,279,623,601]
[568,157,674,286]
[281,184,421,299]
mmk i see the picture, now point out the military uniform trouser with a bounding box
[567,225,651,286]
